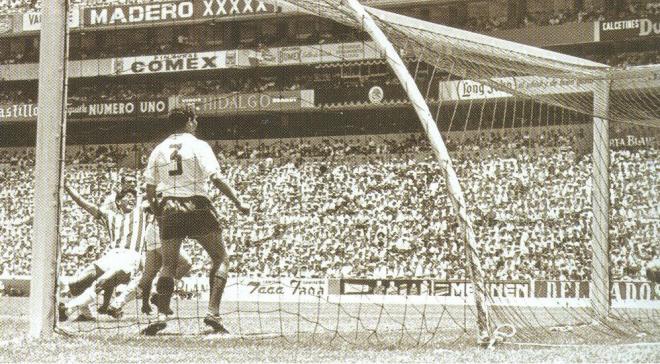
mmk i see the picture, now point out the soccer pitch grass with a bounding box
[1,296,658,363]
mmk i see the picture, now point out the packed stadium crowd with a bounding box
[1,125,657,283]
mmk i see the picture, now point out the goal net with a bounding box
[22,0,657,348]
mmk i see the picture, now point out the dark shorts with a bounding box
[159,196,220,241]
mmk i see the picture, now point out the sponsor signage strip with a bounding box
[340,279,660,301]
[179,277,328,303]
[438,76,599,101]
[21,6,80,32]
[598,17,660,41]
[113,51,229,75]
[3,275,659,309]
[241,41,383,67]
[0,99,168,121]
[178,89,315,114]
[83,0,282,28]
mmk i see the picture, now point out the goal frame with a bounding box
[28,0,618,340]
[29,0,69,338]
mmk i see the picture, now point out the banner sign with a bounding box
[439,76,597,101]
[21,6,80,32]
[597,17,659,41]
[232,277,327,302]
[112,51,228,75]
[242,41,383,67]
[179,277,328,302]
[340,279,659,301]
[179,89,315,114]
[83,0,283,27]
[67,99,169,118]
[0,104,38,122]
[610,135,657,149]
[0,99,168,121]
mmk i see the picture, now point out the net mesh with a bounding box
[276,0,659,127]
[39,0,660,348]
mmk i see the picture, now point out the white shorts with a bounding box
[95,248,141,274]
[144,222,161,251]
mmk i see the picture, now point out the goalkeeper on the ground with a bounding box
[59,183,144,321]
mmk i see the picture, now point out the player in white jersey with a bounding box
[106,205,192,317]
[58,183,146,321]
[141,108,250,335]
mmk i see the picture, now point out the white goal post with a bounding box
[29,0,69,338]
[28,0,645,341]
[266,0,623,340]
[343,0,492,340]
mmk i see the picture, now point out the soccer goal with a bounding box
[28,0,659,348]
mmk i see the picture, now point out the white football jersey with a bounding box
[144,133,220,198]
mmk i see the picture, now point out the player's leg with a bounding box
[64,268,124,312]
[62,282,98,321]
[175,248,192,281]
[106,272,142,317]
[95,269,130,312]
[106,250,157,318]
[65,265,102,297]
[140,249,190,314]
[195,230,230,333]
[141,239,182,336]
[58,265,103,321]
[136,248,162,314]
[153,237,183,315]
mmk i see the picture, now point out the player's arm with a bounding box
[143,148,160,216]
[64,182,103,220]
[145,184,160,217]
[210,174,250,214]
[200,142,250,215]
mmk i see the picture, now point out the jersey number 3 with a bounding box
[169,145,183,176]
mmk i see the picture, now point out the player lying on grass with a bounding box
[58,182,145,321]
[106,206,192,317]
[142,107,250,336]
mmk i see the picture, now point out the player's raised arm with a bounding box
[64,182,103,220]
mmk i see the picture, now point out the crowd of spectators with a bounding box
[1,124,657,283]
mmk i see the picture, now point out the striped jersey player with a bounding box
[58,182,147,321]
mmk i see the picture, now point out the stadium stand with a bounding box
[1,125,657,282]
